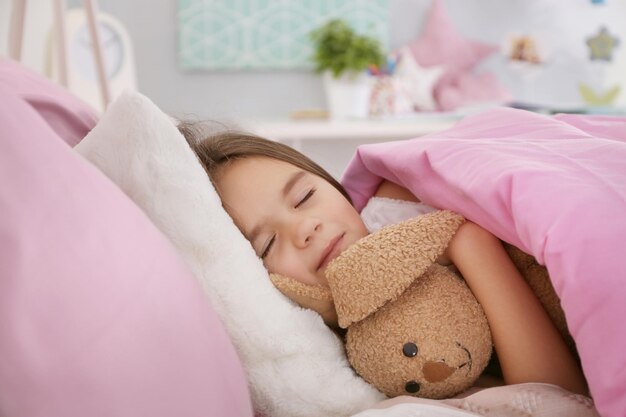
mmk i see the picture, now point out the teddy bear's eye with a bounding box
[402,342,418,357]
[405,380,421,393]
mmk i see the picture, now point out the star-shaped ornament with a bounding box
[394,47,443,111]
[406,0,496,84]
[586,27,620,61]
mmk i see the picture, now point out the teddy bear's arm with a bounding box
[446,221,588,396]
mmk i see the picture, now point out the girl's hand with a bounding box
[446,222,588,396]
[374,180,419,202]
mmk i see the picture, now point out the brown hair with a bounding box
[178,120,352,203]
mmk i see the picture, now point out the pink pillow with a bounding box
[405,0,503,110]
[407,0,497,84]
[0,58,98,146]
[0,87,253,416]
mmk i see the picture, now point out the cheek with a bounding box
[265,246,318,286]
[333,199,367,233]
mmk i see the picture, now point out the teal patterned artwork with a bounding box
[178,0,389,70]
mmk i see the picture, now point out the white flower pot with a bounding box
[323,71,372,119]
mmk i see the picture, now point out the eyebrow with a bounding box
[282,171,307,198]
[247,171,307,244]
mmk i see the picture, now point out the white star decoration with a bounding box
[394,47,444,111]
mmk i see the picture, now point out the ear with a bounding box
[269,274,338,327]
[325,210,465,328]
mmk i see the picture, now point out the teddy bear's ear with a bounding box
[326,210,465,328]
[269,273,338,326]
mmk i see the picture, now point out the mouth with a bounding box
[317,233,345,271]
[455,342,473,373]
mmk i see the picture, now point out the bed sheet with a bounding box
[354,383,598,417]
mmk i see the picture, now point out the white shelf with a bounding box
[249,115,460,144]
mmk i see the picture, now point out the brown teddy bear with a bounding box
[270,210,573,399]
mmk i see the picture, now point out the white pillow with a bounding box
[75,91,384,417]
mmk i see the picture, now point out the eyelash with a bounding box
[260,188,316,259]
[260,236,275,259]
[295,188,316,208]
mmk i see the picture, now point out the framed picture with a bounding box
[178,0,389,70]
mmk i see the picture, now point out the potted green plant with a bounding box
[309,19,385,119]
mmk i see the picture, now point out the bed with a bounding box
[1,58,620,417]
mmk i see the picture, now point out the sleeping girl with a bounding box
[178,121,588,398]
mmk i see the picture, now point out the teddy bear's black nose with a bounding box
[402,342,418,357]
[405,380,420,393]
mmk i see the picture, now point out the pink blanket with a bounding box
[341,108,626,417]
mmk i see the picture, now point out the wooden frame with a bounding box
[8,0,111,109]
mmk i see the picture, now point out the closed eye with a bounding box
[259,188,314,259]
[260,235,275,259]
[295,188,316,208]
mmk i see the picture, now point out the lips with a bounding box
[317,233,345,271]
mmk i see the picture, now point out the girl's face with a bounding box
[217,156,369,288]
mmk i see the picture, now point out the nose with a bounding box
[422,361,455,383]
[293,216,321,248]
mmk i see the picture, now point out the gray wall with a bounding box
[81,0,625,119]
[4,0,625,119]
[78,0,434,120]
